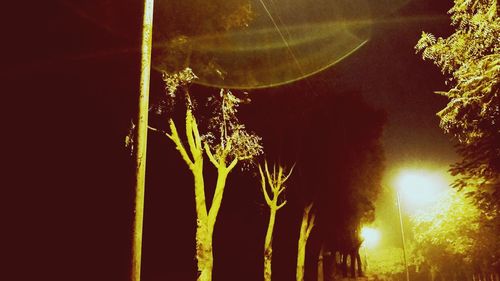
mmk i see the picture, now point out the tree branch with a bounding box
[204,143,219,168]
[168,119,194,168]
[259,165,272,206]
[208,170,228,231]
[227,157,238,172]
[282,164,296,183]
[185,109,200,160]
[306,213,316,237]
[191,111,203,149]
[222,139,232,159]
[148,125,171,138]
[264,161,275,190]
[276,166,284,190]
[237,154,254,161]
[273,164,277,186]
[277,200,287,210]
[277,185,286,196]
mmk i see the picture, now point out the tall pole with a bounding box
[396,191,410,281]
[131,0,154,281]
[363,245,368,272]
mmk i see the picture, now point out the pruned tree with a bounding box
[297,202,316,281]
[151,68,262,281]
[259,161,293,281]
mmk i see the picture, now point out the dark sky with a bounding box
[6,1,458,280]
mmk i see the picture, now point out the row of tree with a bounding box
[415,0,499,280]
[142,67,386,281]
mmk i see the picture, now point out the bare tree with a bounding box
[259,161,293,281]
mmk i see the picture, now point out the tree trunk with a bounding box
[297,204,315,281]
[192,164,213,281]
[341,253,348,277]
[349,253,356,278]
[207,168,229,231]
[431,265,438,281]
[323,250,334,281]
[195,221,213,281]
[264,210,276,281]
[296,214,307,281]
[318,245,325,281]
[166,104,238,281]
[355,249,363,277]
[194,161,232,281]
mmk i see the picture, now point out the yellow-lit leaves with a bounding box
[205,89,263,166]
[416,0,499,144]
[162,67,198,98]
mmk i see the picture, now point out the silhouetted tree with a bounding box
[297,202,315,281]
[288,92,386,280]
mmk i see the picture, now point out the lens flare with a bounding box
[60,0,411,89]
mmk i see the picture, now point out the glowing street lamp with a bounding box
[361,226,381,249]
[395,170,447,212]
[394,168,447,281]
[360,226,380,272]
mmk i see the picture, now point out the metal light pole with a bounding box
[396,191,410,281]
[363,245,368,273]
[131,0,154,281]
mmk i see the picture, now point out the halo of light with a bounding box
[61,0,410,89]
[395,169,448,210]
[361,226,381,249]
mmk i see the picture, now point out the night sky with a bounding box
[7,1,459,280]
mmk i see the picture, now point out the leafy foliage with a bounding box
[162,67,198,98]
[152,68,263,168]
[204,89,263,168]
[416,4,500,272]
[415,0,500,205]
[366,247,406,278]
[412,191,479,258]
[409,189,499,280]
